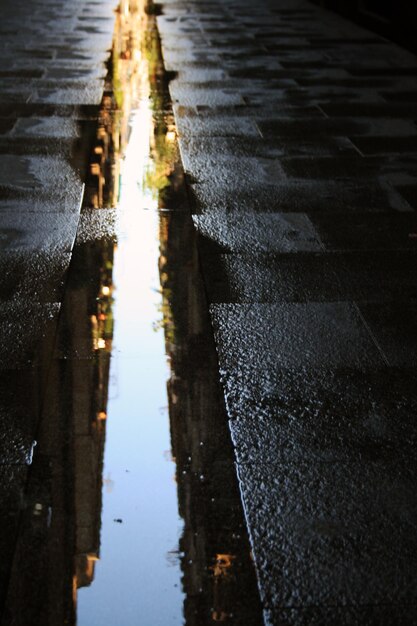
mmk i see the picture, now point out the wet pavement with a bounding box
[1,0,417,623]
[155,0,417,624]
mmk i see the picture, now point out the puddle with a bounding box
[76,11,184,625]
[1,2,263,625]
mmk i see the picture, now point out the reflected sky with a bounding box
[77,75,184,626]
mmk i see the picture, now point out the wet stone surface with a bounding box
[201,250,417,305]
[157,0,417,622]
[211,302,384,369]
[237,458,417,615]
[193,212,323,254]
[220,366,417,464]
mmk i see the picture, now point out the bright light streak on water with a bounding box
[77,95,185,626]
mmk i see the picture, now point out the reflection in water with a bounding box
[77,2,185,623]
[1,2,263,625]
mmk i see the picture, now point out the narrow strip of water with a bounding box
[76,66,184,625]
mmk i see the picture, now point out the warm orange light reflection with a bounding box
[211,554,236,578]
[212,610,230,622]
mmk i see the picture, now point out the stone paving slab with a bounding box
[201,251,417,304]
[225,367,417,464]
[157,0,417,622]
[238,458,417,619]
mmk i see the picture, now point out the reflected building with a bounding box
[1,3,143,624]
[71,0,146,604]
